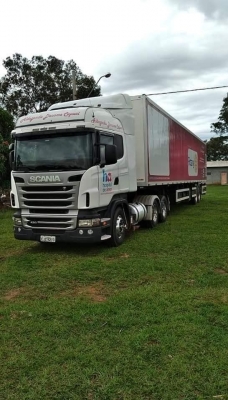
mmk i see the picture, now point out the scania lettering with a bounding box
[29,175,62,183]
[9,94,206,246]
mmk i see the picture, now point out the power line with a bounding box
[146,85,228,96]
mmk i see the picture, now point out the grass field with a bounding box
[0,185,228,400]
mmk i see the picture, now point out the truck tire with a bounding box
[197,185,201,203]
[191,187,197,205]
[159,196,168,223]
[110,207,126,247]
[146,199,159,228]
[167,195,171,215]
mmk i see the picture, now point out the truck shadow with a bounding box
[28,241,111,257]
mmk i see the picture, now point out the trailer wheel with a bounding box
[167,196,171,215]
[159,196,168,223]
[110,207,126,247]
[146,199,159,228]
[191,187,197,205]
[197,185,201,203]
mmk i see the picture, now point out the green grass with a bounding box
[1,186,228,399]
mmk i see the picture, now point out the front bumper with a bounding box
[14,226,104,243]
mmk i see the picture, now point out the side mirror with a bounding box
[9,143,14,170]
[100,144,117,167]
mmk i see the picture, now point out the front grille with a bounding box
[24,201,72,208]
[29,208,69,214]
[22,186,73,192]
[19,185,75,210]
[22,215,76,230]
[18,183,78,230]
[23,193,72,200]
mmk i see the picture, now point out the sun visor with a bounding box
[16,108,87,127]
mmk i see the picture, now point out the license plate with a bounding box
[40,235,56,243]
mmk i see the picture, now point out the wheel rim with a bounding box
[153,205,158,223]
[161,202,167,218]
[116,215,125,239]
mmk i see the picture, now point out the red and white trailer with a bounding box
[132,95,206,204]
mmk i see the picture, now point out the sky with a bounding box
[1,0,228,141]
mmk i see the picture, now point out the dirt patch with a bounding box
[147,339,160,346]
[214,268,228,275]
[59,282,107,302]
[0,248,34,262]
[221,295,228,304]
[106,253,130,261]
[83,285,107,302]
[120,253,130,259]
[4,283,108,303]
[4,288,23,300]
[3,286,40,301]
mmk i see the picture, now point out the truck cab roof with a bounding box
[48,94,132,111]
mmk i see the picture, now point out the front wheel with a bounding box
[110,207,126,247]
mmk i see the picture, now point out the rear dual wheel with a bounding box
[159,196,168,223]
[145,199,159,228]
[191,185,201,205]
[197,185,202,203]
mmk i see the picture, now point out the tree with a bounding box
[0,108,14,188]
[211,96,228,135]
[206,135,228,161]
[206,96,228,160]
[0,54,101,118]
[0,133,10,188]
[0,108,14,142]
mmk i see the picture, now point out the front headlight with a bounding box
[78,218,100,228]
[13,217,22,226]
[78,219,92,227]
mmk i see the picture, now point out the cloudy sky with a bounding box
[1,0,228,141]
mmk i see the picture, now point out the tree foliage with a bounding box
[0,108,14,142]
[0,133,10,187]
[211,96,228,135]
[206,135,228,161]
[0,108,14,187]
[0,54,101,118]
[207,96,228,160]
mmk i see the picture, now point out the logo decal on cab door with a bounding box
[102,170,112,192]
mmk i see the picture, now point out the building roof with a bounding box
[207,161,228,168]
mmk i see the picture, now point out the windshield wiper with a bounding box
[49,164,86,171]
[27,164,85,171]
[16,164,86,172]
[65,165,85,171]
[16,166,37,172]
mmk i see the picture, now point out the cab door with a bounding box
[99,133,119,207]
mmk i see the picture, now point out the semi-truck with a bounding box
[9,94,206,246]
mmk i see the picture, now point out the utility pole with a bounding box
[72,71,76,100]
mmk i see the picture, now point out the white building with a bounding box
[207,161,228,184]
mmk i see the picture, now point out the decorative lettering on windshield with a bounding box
[19,111,81,124]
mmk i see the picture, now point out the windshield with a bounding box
[15,132,93,171]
